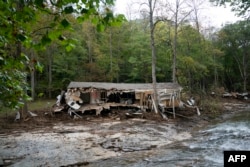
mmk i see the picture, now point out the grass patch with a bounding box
[200,96,224,114]
[27,99,55,111]
[0,99,55,116]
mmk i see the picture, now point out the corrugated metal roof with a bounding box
[68,82,182,91]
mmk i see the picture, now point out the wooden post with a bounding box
[139,92,143,110]
[151,96,158,114]
[172,93,175,118]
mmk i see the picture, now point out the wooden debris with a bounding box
[220,91,249,99]
[68,108,82,118]
[28,111,38,117]
[15,111,20,121]
[51,82,204,119]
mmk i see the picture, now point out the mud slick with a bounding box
[0,100,249,166]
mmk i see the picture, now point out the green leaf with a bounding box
[66,43,75,52]
[23,36,32,48]
[37,92,44,98]
[104,12,113,23]
[64,6,74,14]
[35,62,44,73]
[48,31,61,40]
[17,34,27,42]
[115,14,127,24]
[81,8,88,14]
[97,23,105,32]
[41,35,52,45]
[76,16,85,22]
[20,53,29,62]
[91,17,98,24]
[58,35,66,41]
[35,0,44,7]
[50,22,57,27]
[106,0,114,5]
[54,15,60,22]
[61,19,70,28]
[128,56,137,63]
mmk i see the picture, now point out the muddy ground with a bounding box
[0,98,249,167]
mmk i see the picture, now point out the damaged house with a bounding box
[54,82,194,118]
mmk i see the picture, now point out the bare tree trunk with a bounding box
[149,0,159,113]
[18,47,29,119]
[173,20,177,83]
[165,0,193,83]
[171,0,180,84]
[17,41,27,119]
[213,54,218,86]
[109,28,113,82]
[48,52,52,99]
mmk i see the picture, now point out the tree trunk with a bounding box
[16,1,29,119]
[172,1,179,83]
[243,53,247,92]
[31,52,35,100]
[109,28,113,82]
[213,54,218,87]
[173,22,177,83]
[233,50,248,92]
[48,53,52,99]
[149,0,159,113]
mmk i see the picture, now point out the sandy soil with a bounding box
[0,98,249,167]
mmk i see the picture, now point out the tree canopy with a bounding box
[217,20,250,91]
[0,0,125,109]
[211,0,250,18]
[1,0,250,111]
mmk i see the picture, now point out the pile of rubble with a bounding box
[212,92,249,100]
[52,82,201,119]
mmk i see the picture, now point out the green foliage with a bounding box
[35,61,44,73]
[217,20,250,91]
[0,54,30,109]
[211,0,250,18]
[3,0,247,110]
[0,0,124,109]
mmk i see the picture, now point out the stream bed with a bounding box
[92,104,250,167]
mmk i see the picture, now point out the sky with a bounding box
[114,0,241,28]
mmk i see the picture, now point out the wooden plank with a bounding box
[151,97,158,114]
[172,95,175,118]
[139,92,145,109]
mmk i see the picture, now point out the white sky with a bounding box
[114,0,241,28]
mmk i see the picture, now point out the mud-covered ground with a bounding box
[0,98,249,167]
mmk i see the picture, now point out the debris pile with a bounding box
[52,82,200,119]
[221,92,249,99]
[211,87,249,100]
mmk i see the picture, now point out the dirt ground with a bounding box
[0,98,249,166]
[0,97,247,133]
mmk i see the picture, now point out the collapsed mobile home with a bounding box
[53,82,199,118]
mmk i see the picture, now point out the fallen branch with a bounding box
[68,109,82,119]
[183,103,201,116]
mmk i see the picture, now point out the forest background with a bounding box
[0,0,249,111]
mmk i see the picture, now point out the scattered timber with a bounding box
[52,82,201,119]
